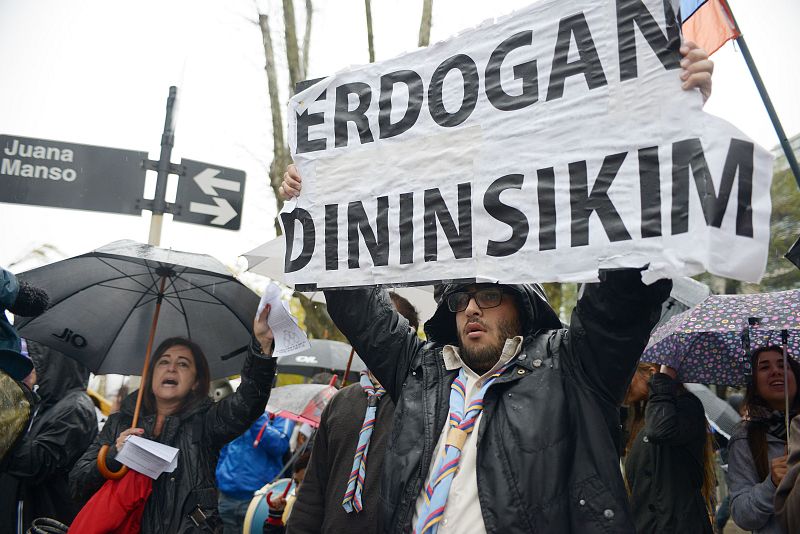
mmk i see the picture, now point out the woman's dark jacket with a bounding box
[624,373,712,533]
[324,269,670,534]
[0,341,97,534]
[287,381,395,534]
[69,348,276,533]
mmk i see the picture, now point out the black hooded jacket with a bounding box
[324,270,670,534]
[69,347,276,533]
[0,340,98,534]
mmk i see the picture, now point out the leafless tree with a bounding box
[365,0,375,62]
[258,2,345,340]
[418,0,433,47]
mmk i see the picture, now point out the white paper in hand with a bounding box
[256,283,311,357]
[115,435,179,479]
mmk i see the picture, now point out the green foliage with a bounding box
[751,168,800,292]
[694,167,800,294]
[543,282,578,324]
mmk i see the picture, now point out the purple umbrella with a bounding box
[643,289,800,387]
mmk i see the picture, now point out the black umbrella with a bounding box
[15,239,259,479]
[277,339,365,378]
[15,240,258,379]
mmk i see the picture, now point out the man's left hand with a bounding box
[680,40,713,102]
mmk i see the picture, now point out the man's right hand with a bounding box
[279,164,302,199]
[771,453,788,486]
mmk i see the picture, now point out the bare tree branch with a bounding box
[365,0,375,62]
[283,0,302,90]
[302,0,313,79]
[418,0,433,47]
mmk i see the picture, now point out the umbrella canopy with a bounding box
[643,289,800,386]
[242,237,437,322]
[266,383,338,427]
[277,339,366,377]
[14,240,259,380]
[685,383,742,440]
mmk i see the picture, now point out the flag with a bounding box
[680,0,740,55]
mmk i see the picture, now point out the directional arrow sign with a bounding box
[193,168,241,196]
[189,197,237,226]
[174,159,245,230]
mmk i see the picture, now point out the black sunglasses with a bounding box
[446,288,504,313]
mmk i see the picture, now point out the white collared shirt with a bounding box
[411,336,523,532]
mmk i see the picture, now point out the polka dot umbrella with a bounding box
[642,288,800,387]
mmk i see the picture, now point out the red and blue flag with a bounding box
[680,0,740,55]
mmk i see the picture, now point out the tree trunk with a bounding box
[301,0,313,79]
[259,14,289,234]
[365,0,375,62]
[283,0,302,90]
[262,5,340,339]
[418,0,433,47]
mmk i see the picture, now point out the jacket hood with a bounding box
[27,339,90,410]
[424,282,563,346]
[0,267,33,380]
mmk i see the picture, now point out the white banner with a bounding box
[281,0,773,289]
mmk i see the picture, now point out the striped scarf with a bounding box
[414,364,511,534]
[342,373,386,513]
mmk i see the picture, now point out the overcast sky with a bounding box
[1,0,797,271]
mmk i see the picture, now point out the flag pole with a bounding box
[721,0,800,190]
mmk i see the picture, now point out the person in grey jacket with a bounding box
[727,346,800,534]
[775,415,800,533]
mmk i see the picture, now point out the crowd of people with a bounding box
[1,38,799,534]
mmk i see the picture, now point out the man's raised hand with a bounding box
[279,164,302,200]
[679,40,713,103]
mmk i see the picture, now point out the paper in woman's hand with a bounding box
[256,283,311,357]
[116,435,179,479]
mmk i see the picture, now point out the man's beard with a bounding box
[459,316,521,375]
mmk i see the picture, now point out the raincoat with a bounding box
[324,269,670,533]
[0,340,97,534]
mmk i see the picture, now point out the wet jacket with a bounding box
[727,420,786,534]
[776,416,800,533]
[216,414,294,499]
[69,348,276,533]
[624,373,713,533]
[0,341,97,534]
[324,269,670,534]
[287,382,396,534]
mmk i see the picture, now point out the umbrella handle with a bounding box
[97,444,129,480]
[96,275,167,481]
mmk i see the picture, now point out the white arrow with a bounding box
[193,168,241,196]
[189,197,237,226]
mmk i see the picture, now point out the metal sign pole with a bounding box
[147,86,179,246]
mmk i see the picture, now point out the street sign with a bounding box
[0,134,147,215]
[174,159,245,230]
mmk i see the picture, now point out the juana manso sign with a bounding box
[0,134,147,215]
[281,0,773,289]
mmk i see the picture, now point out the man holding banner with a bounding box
[277,1,774,531]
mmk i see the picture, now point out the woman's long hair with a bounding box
[625,363,717,520]
[742,346,800,480]
[141,337,211,415]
